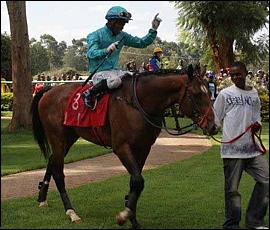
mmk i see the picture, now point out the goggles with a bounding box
[118,11,132,19]
[106,11,132,21]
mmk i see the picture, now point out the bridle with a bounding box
[130,73,212,135]
[178,75,213,130]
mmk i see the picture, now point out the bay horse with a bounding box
[30,65,218,229]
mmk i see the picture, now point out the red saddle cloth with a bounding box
[63,85,110,127]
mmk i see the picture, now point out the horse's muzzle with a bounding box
[202,124,220,136]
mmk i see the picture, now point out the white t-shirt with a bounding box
[213,84,262,159]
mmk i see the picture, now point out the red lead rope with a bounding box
[211,123,266,154]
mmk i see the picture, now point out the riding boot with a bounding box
[82,79,108,108]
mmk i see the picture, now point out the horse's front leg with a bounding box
[122,173,144,229]
[116,145,147,229]
[117,173,144,229]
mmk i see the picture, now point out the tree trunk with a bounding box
[211,38,235,74]
[206,23,235,74]
[6,1,32,131]
[218,38,234,70]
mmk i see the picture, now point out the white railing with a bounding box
[1,80,93,93]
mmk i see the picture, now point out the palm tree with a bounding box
[171,1,269,73]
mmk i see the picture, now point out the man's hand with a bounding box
[151,13,162,30]
[106,41,120,54]
[251,122,262,133]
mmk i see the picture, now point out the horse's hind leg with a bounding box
[37,155,54,207]
[49,135,81,223]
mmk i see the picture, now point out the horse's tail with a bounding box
[30,86,53,160]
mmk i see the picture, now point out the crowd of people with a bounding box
[32,73,84,94]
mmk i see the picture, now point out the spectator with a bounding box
[40,73,46,81]
[176,59,184,70]
[126,60,137,72]
[81,5,162,108]
[33,83,44,94]
[213,61,269,229]
[139,61,148,72]
[148,46,163,71]
[73,73,82,81]
[33,74,44,94]
[206,72,218,105]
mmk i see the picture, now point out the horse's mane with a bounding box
[136,68,187,77]
[121,68,189,82]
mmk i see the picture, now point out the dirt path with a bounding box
[1,131,211,201]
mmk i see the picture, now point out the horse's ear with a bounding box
[187,64,193,80]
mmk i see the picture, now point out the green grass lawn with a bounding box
[1,118,268,229]
[1,119,111,176]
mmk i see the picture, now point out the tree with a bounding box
[40,34,67,69]
[1,32,12,81]
[63,38,88,71]
[171,1,269,73]
[6,1,32,130]
[29,39,50,75]
[239,33,269,72]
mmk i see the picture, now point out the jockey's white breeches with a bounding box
[92,70,132,89]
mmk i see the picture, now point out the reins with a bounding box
[211,123,266,154]
[131,73,194,136]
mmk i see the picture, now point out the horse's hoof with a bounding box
[116,214,126,226]
[39,201,48,207]
[116,207,132,226]
[72,218,82,223]
[131,223,142,229]
[66,209,82,223]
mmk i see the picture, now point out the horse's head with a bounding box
[179,64,219,136]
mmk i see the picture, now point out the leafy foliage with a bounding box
[1,93,13,111]
[29,39,50,75]
[63,38,88,71]
[260,94,269,122]
[1,32,11,80]
[170,1,269,72]
[40,34,67,69]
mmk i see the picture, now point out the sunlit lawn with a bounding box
[1,117,268,229]
[1,119,111,176]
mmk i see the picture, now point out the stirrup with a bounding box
[84,97,97,110]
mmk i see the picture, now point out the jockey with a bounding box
[148,46,163,71]
[82,5,162,108]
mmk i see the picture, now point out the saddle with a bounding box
[63,85,110,128]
